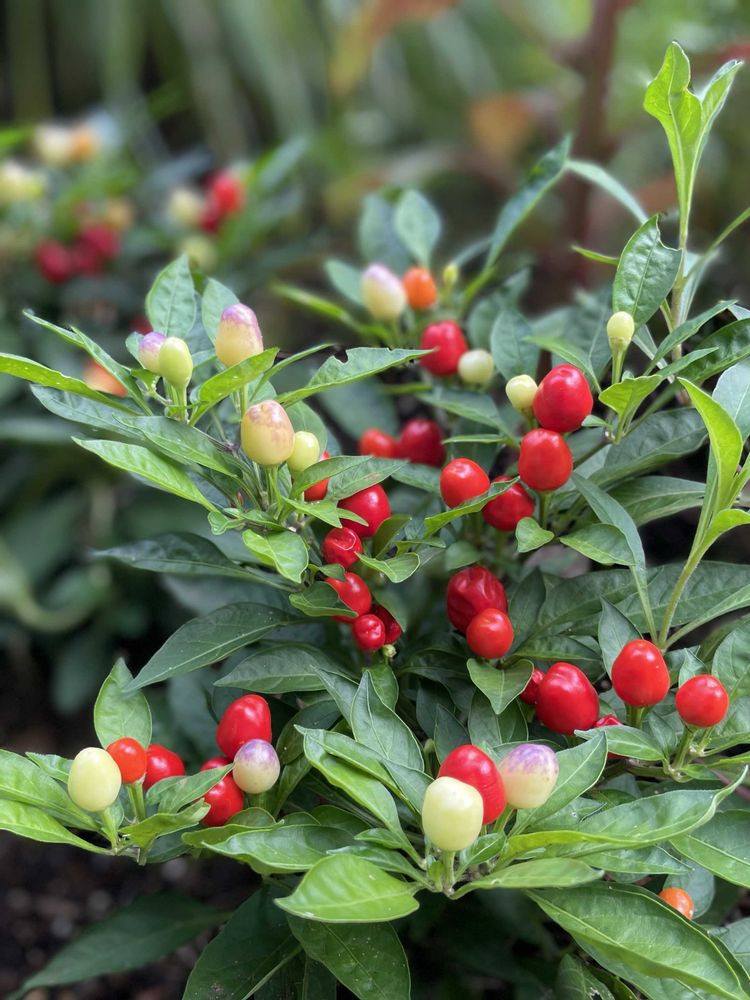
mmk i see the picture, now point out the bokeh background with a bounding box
[2,1,750,995]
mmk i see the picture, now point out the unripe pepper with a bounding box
[287,431,321,475]
[421,776,484,851]
[611,639,670,707]
[419,321,468,377]
[532,364,593,433]
[216,694,272,759]
[361,264,407,320]
[215,304,263,367]
[138,331,167,373]
[446,565,507,634]
[438,744,506,824]
[518,428,573,491]
[675,674,729,727]
[535,663,599,734]
[158,337,193,388]
[505,374,538,413]
[497,744,559,809]
[241,400,295,466]
[482,476,535,532]
[68,747,122,812]
[232,739,280,794]
[659,887,695,919]
[607,311,635,351]
[458,349,494,385]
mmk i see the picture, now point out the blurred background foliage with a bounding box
[3,0,750,729]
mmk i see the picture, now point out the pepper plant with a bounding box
[4,43,750,1000]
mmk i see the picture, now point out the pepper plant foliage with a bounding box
[4,43,750,999]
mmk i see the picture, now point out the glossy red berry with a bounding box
[216,695,272,759]
[482,476,535,532]
[200,772,244,827]
[326,571,372,622]
[659,887,695,919]
[518,429,573,492]
[675,675,729,728]
[446,565,507,634]
[338,484,390,537]
[358,428,398,458]
[206,170,245,217]
[403,267,438,310]
[352,614,386,652]
[35,241,73,283]
[419,321,468,376]
[438,744,506,824]
[440,458,490,508]
[611,640,670,708]
[79,223,120,260]
[466,608,514,660]
[533,365,593,433]
[397,418,445,467]
[520,668,544,705]
[106,738,147,784]
[535,663,599,735]
[373,605,402,643]
[201,756,232,769]
[322,527,362,568]
[143,744,186,790]
[304,450,330,501]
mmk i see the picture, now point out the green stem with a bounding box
[669,726,695,777]
[440,850,456,894]
[127,782,147,822]
[627,704,645,729]
[538,491,551,531]
[99,807,119,852]
[657,549,703,648]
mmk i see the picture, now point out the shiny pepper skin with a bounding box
[216,695,272,759]
[326,571,372,622]
[440,458,490,508]
[482,476,535,532]
[68,748,122,812]
[438,744,506,824]
[106,738,147,784]
[304,450,330,501]
[321,526,362,568]
[535,663,599,735]
[199,766,244,827]
[675,675,729,727]
[358,428,398,458]
[518,429,573,492]
[352,613,386,652]
[397,418,445,467]
[373,605,402,643]
[144,744,186,790]
[419,321,468,377]
[497,743,559,809]
[338,484,390,537]
[233,740,280,794]
[520,668,544,705]
[421,776,484,851]
[611,639,671,707]
[532,364,593,433]
[205,170,245,217]
[466,608,514,660]
[446,565,507,634]
[403,267,438,310]
[659,887,695,919]
[241,400,295,467]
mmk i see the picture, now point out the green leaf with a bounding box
[423,385,508,430]
[423,478,513,536]
[612,216,681,326]
[714,359,750,439]
[394,189,441,264]
[555,954,617,1000]
[243,529,309,583]
[598,600,640,674]
[325,259,364,306]
[74,438,214,510]
[0,353,130,406]
[15,894,224,993]
[457,858,601,895]
[184,887,297,1000]
[355,552,420,583]
[529,883,748,1000]
[279,348,425,407]
[582,846,689,877]
[650,299,733,368]
[567,160,647,223]
[277,855,418,923]
[0,750,96,831]
[145,255,197,338]
[147,765,232,813]
[122,802,209,847]
[291,455,406,500]
[94,659,152,749]
[127,603,298,689]
[96,532,251,580]
[560,523,633,567]
[515,517,553,553]
[678,319,750,384]
[358,193,411,274]
[487,137,570,265]
[490,306,539,381]
[598,374,661,421]
[593,410,705,488]
[0,799,107,853]
[289,582,356,620]
[193,348,278,415]
[201,277,239,344]
[350,673,425,772]
[610,475,705,527]
[577,725,663,762]
[678,379,742,511]
[671,812,750,889]
[137,416,238,475]
[467,660,532,714]
[288,916,410,1000]
[217,643,332,694]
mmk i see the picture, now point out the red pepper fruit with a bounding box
[35,240,73,283]
[659,887,695,919]
[71,240,104,275]
[199,765,244,827]
[403,267,438,310]
[466,608,514,660]
[373,605,402,643]
[338,484,390,537]
[675,674,729,727]
[79,223,120,260]
[482,476,535,532]
[520,668,544,705]
[595,714,624,759]
[322,526,362,568]
[202,756,232,769]
[532,364,593,433]
[304,450,330,501]
[438,744,506,824]
[446,565,507,634]
[205,170,245,217]
[397,418,445,467]
[216,694,272,759]
[611,639,670,707]
[143,744,186,790]
[440,458,490,509]
[535,663,599,735]
[518,429,573,492]
[352,613,386,652]
[106,737,147,784]
[419,320,468,376]
[326,571,372,622]
[358,428,398,458]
